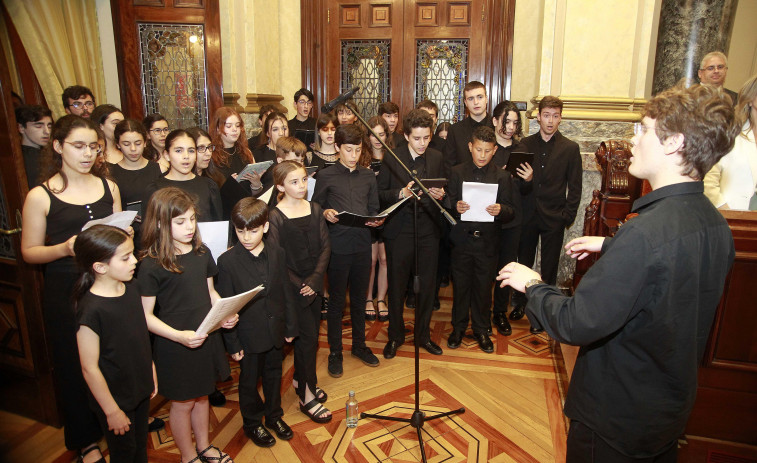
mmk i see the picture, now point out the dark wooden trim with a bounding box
[483,0,515,107]
[204,0,223,121]
[300,0,328,117]
[1,3,46,107]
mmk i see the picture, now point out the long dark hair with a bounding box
[72,225,131,310]
[492,101,523,141]
[39,115,107,193]
[114,118,147,146]
[142,113,167,161]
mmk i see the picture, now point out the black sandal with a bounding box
[77,445,105,463]
[377,300,389,322]
[300,398,333,423]
[365,300,377,321]
[197,444,234,463]
[315,386,328,403]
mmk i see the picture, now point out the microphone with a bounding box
[321,86,360,113]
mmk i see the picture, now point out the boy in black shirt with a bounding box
[15,105,53,189]
[288,88,316,133]
[311,124,383,377]
[217,198,298,447]
[446,126,515,352]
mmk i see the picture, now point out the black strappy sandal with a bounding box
[377,300,389,322]
[314,386,328,403]
[197,444,234,463]
[77,445,105,463]
[300,398,333,423]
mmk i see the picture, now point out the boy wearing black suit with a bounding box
[378,109,447,358]
[217,198,298,448]
[511,96,582,333]
[447,126,515,352]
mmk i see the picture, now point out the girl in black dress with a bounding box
[144,130,223,222]
[139,187,238,463]
[21,115,124,463]
[91,104,124,164]
[362,117,390,321]
[142,113,170,171]
[308,112,340,170]
[252,111,289,163]
[74,225,155,463]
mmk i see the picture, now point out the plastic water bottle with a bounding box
[345,390,359,428]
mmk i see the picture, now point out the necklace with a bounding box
[223,146,237,156]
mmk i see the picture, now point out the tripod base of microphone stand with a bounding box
[360,407,465,462]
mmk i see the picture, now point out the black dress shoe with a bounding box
[147,416,165,432]
[474,332,494,353]
[245,424,276,447]
[493,313,512,336]
[440,275,450,288]
[405,293,416,308]
[530,326,545,334]
[509,304,525,321]
[447,330,463,349]
[265,418,293,440]
[486,326,493,336]
[420,340,443,355]
[208,388,226,407]
[383,340,401,359]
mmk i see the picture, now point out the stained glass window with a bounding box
[341,40,391,119]
[138,24,209,129]
[415,40,469,124]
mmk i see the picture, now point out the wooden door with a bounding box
[110,0,223,128]
[0,39,59,425]
[304,0,514,122]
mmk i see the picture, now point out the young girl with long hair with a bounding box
[142,113,170,171]
[139,187,238,463]
[143,129,223,222]
[91,104,124,164]
[252,111,289,164]
[74,225,156,463]
[266,161,332,423]
[186,126,215,177]
[362,117,390,321]
[309,112,339,169]
[21,115,124,463]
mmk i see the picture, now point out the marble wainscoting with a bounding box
[525,119,635,289]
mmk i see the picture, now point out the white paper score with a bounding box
[461,182,498,222]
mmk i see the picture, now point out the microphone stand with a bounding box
[349,109,464,463]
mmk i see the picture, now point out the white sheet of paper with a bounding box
[195,284,264,336]
[81,211,138,231]
[461,182,497,222]
[197,221,229,263]
[307,177,316,201]
[258,186,274,204]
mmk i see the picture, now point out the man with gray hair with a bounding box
[698,51,738,105]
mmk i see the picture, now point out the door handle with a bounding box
[0,210,22,235]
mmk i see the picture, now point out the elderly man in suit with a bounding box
[509,96,582,333]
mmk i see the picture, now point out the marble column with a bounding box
[652,0,738,95]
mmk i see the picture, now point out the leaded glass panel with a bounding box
[415,40,469,124]
[341,40,391,119]
[138,23,209,129]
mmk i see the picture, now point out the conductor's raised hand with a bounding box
[565,236,606,260]
[323,208,339,223]
[516,162,533,181]
[175,330,208,349]
[222,314,239,329]
[496,262,541,292]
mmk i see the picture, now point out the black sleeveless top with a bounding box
[42,177,114,272]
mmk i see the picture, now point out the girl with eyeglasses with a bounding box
[21,115,126,463]
[91,104,125,165]
[142,113,170,171]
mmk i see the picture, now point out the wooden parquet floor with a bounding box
[0,287,570,462]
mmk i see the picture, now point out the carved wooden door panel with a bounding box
[0,42,59,425]
[311,0,514,123]
[110,0,223,128]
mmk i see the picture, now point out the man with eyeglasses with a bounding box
[288,88,316,133]
[498,83,738,462]
[62,85,96,118]
[698,51,738,106]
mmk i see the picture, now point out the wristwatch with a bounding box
[525,279,544,290]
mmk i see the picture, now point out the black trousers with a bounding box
[385,232,439,345]
[293,297,321,403]
[493,225,521,314]
[93,397,149,463]
[238,346,283,427]
[326,250,371,352]
[43,271,103,450]
[567,420,677,463]
[450,237,498,334]
[512,215,565,306]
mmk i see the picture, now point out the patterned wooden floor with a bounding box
[0,287,571,462]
